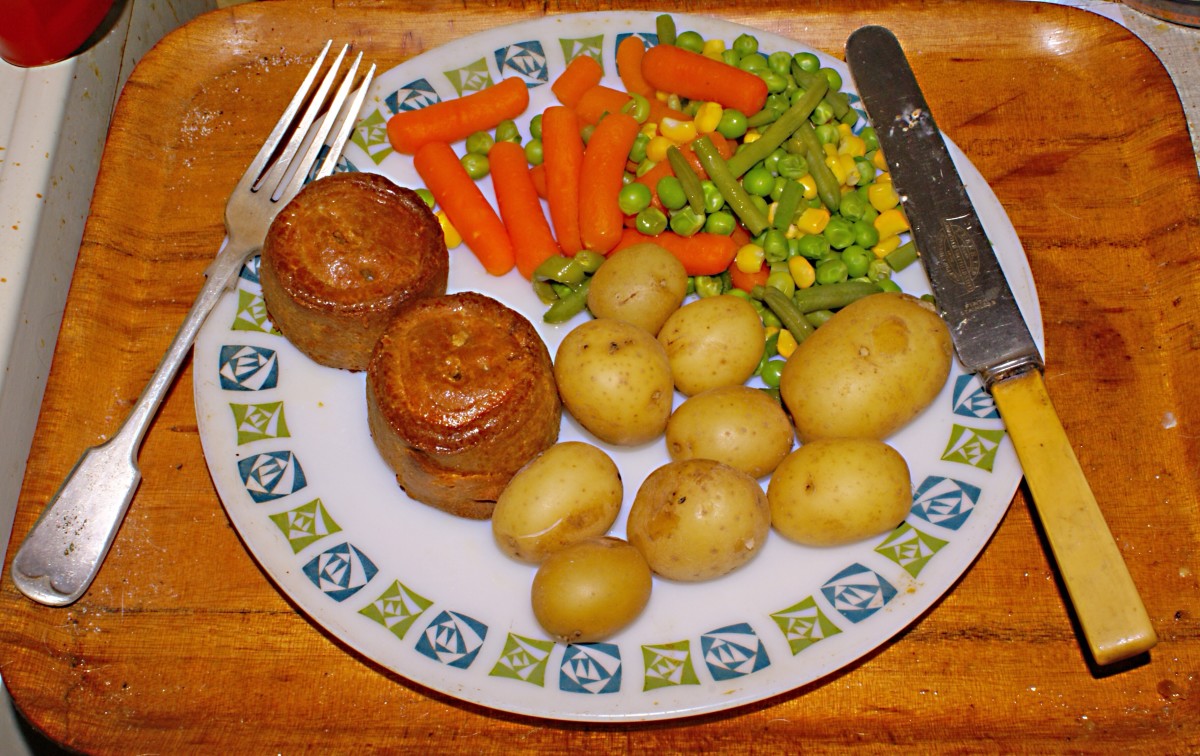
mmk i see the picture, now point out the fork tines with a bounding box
[244,41,377,202]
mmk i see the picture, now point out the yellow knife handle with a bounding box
[990,369,1157,665]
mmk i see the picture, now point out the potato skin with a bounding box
[657,295,765,396]
[492,442,623,563]
[665,385,795,478]
[627,459,770,581]
[780,292,952,441]
[767,438,911,546]
[554,318,674,445]
[531,536,652,643]
[586,242,688,335]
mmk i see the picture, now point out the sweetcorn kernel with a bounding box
[788,255,816,289]
[660,117,698,143]
[702,39,726,57]
[694,102,723,134]
[776,327,799,358]
[735,243,766,273]
[871,235,902,258]
[875,207,910,239]
[646,135,674,163]
[868,182,901,212]
[798,174,818,200]
[795,206,830,234]
[436,211,462,248]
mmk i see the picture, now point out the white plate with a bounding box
[193,11,1042,722]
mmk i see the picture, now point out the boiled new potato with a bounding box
[587,242,688,335]
[780,292,952,441]
[492,442,622,564]
[665,385,795,478]
[626,459,770,581]
[554,318,674,445]
[531,536,652,643]
[768,438,911,546]
[657,295,764,396]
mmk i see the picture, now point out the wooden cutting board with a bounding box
[2,0,1198,751]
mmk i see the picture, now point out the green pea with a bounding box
[465,131,494,155]
[733,33,758,56]
[815,257,849,285]
[524,138,544,166]
[762,229,789,263]
[818,67,843,91]
[676,30,705,53]
[635,207,668,235]
[867,257,893,282]
[721,49,741,66]
[766,270,795,298]
[738,52,768,73]
[854,156,876,185]
[792,52,820,74]
[704,210,735,235]
[495,119,521,144]
[761,70,788,94]
[656,176,688,210]
[693,274,724,298]
[669,206,705,237]
[529,113,543,140]
[805,309,835,328]
[760,358,786,388]
[842,245,871,278]
[777,153,808,180]
[415,188,434,208]
[815,122,840,146]
[823,216,855,249]
[811,99,835,125]
[853,219,880,248]
[618,182,652,215]
[767,50,793,76]
[460,152,489,179]
[742,166,776,197]
[629,133,649,164]
[860,127,879,152]
[761,147,786,175]
[701,180,726,213]
[716,109,748,140]
[796,233,830,260]
[838,191,868,221]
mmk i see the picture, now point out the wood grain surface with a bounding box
[3,0,1198,752]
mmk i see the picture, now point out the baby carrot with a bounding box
[541,106,585,255]
[387,77,530,154]
[728,259,770,292]
[489,140,562,279]
[579,111,641,253]
[616,35,654,98]
[573,85,633,125]
[611,228,737,276]
[413,141,515,276]
[551,54,604,108]
[641,43,768,116]
[529,162,548,199]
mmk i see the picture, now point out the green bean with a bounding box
[796,121,840,212]
[726,75,829,178]
[575,250,607,274]
[534,254,586,286]
[692,135,770,236]
[532,279,557,305]
[886,240,920,271]
[792,280,882,312]
[544,280,590,323]
[773,178,804,233]
[746,105,782,129]
[656,14,676,46]
[754,284,815,344]
[666,146,707,215]
[804,309,835,328]
[693,274,725,298]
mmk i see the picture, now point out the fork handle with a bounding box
[11,239,256,606]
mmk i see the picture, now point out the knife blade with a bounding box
[846,25,1156,666]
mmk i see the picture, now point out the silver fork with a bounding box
[11,42,377,607]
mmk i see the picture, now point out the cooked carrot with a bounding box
[616,36,654,98]
[649,98,690,124]
[579,111,641,253]
[573,85,633,125]
[641,44,768,116]
[529,162,548,199]
[612,228,738,275]
[489,140,562,279]
[541,106,585,255]
[551,54,604,107]
[413,141,514,276]
[728,259,770,292]
[387,77,530,155]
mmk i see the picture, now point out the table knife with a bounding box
[845,25,1156,665]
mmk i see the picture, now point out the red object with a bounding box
[0,0,115,67]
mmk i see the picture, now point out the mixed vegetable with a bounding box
[388,13,919,391]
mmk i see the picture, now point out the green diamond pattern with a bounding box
[558,35,604,68]
[231,289,277,333]
[489,633,555,686]
[358,580,433,640]
[268,498,342,553]
[941,424,1006,471]
[770,596,842,655]
[351,108,392,165]
[641,640,699,690]
[876,523,949,577]
[444,58,492,97]
[229,401,289,445]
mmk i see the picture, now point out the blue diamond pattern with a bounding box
[301,542,377,602]
[218,345,278,391]
[415,610,488,669]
